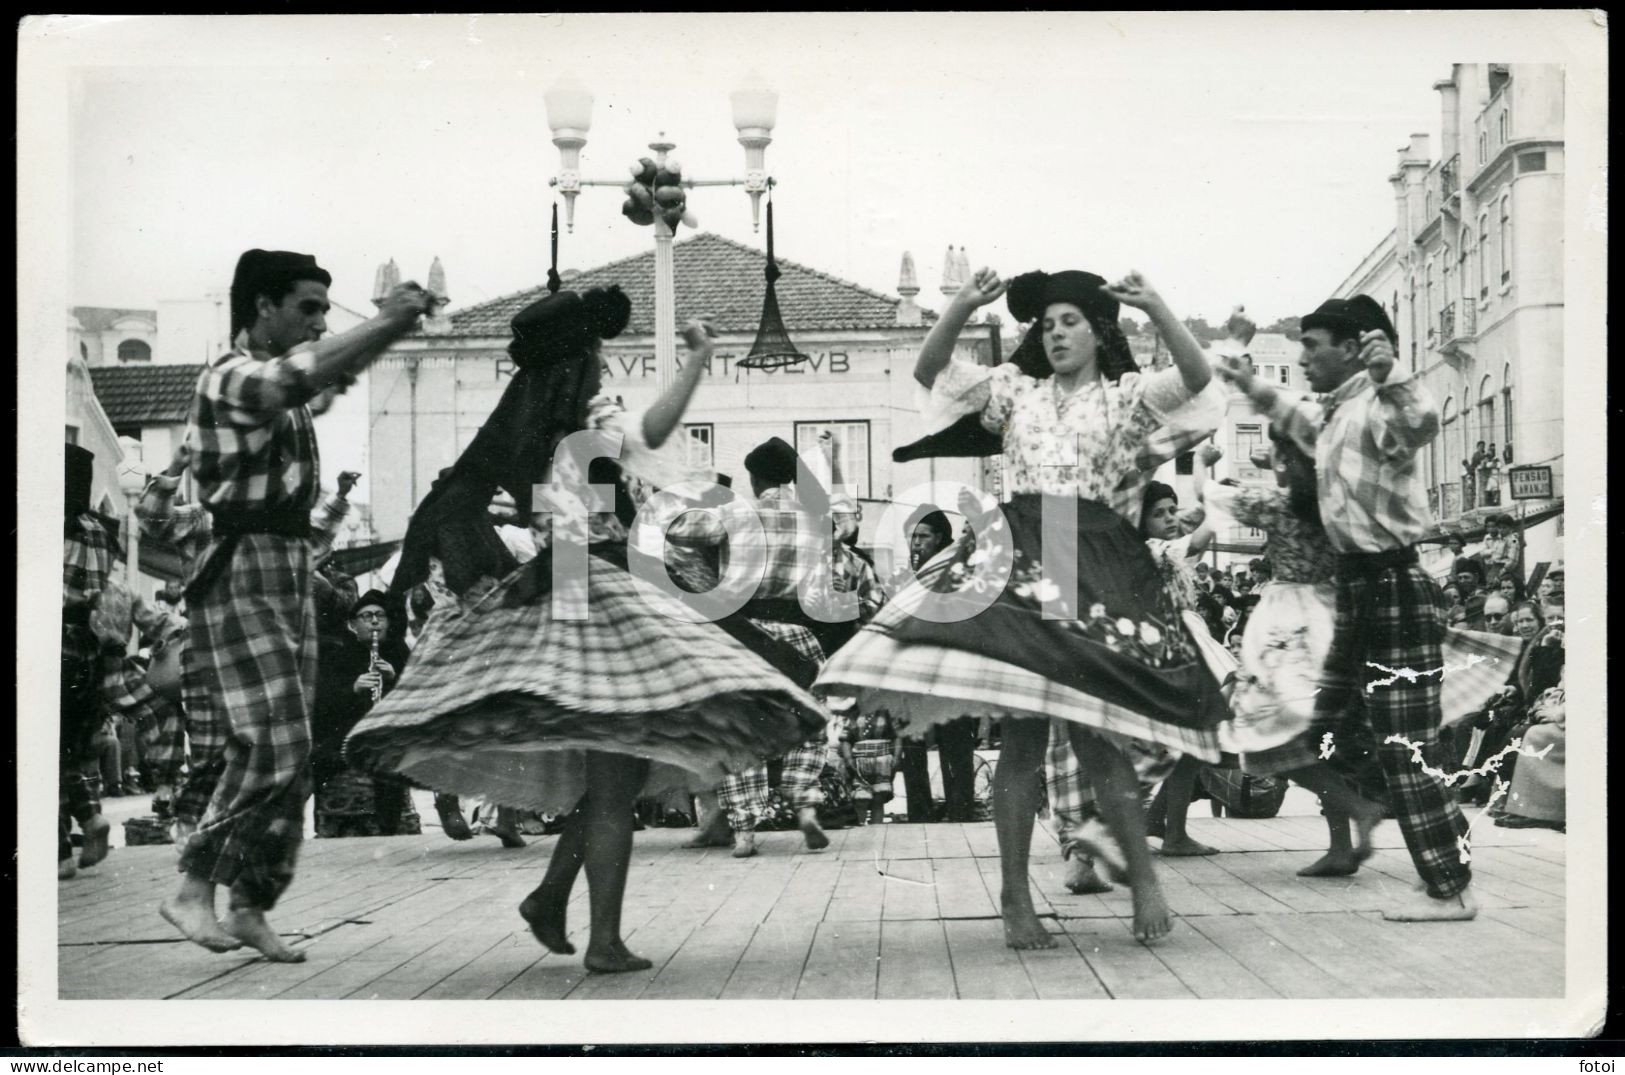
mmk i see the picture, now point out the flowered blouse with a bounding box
[1202,481,1336,586]
[1145,535,1201,612]
[925,360,1224,520]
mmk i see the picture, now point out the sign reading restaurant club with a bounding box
[498,351,855,380]
[1508,464,1555,501]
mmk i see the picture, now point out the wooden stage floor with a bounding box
[58,813,1564,1001]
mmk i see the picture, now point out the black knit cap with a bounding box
[1452,557,1486,583]
[230,249,331,337]
[352,589,392,617]
[744,436,798,486]
[1300,294,1398,346]
[509,286,632,369]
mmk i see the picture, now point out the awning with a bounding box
[1420,498,1563,545]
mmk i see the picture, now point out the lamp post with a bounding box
[544,72,778,393]
[115,438,146,592]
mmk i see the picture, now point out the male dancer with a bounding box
[1217,295,1476,921]
[666,436,837,858]
[160,249,431,959]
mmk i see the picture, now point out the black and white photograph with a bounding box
[16,11,1608,1049]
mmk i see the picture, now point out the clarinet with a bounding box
[369,625,384,705]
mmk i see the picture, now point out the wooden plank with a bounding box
[640,920,760,1000]
[942,917,1037,1000]
[1247,911,1449,998]
[929,856,999,920]
[1484,906,1565,946]
[922,823,973,860]
[795,919,880,999]
[825,856,887,923]
[763,857,840,926]
[1015,929,1112,1000]
[1126,916,1279,999]
[962,822,1001,859]
[1370,910,1563,997]
[878,858,939,921]
[490,951,589,1000]
[720,918,818,1000]
[1057,916,1195,999]
[1187,915,1350,998]
[1154,853,1296,916]
[418,933,545,1000]
[880,822,929,861]
[876,919,956,1000]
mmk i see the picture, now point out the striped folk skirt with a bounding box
[346,548,828,816]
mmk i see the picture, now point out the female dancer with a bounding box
[347,287,826,973]
[819,267,1229,945]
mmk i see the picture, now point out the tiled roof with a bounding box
[72,306,156,332]
[89,364,204,426]
[448,232,930,337]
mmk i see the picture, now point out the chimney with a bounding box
[895,251,922,327]
[1435,73,1461,164]
[940,245,960,297]
[371,258,401,309]
[423,256,453,336]
[1396,134,1432,244]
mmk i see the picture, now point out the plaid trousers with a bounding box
[177,535,317,911]
[167,631,233,823]
[719,740,831,830]
[1317,559,1470,899]
[1044,722,1173,836]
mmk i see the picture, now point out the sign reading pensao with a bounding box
[1508,464,1554,500]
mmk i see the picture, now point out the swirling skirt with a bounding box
[346,551,828,815]
[817,495,1230,763]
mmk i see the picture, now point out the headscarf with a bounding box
[390,286,631,596]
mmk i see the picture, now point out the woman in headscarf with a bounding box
[819,266,1229,945]
[347,287,825,973]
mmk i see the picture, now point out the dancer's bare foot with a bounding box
[1062,853,1113,895]
[78,815,112,868]
[518,887,576,954]
[1381,884,1479,922]
[730,830,758,858]
[159,896,243,953]
[683,813,732,849]
[1069,821,1131,884]
[222,907,306,962]
[584,940,654,974]
[1000,892,1056,949]
[797,808,830,851]
[58,858,77,881]
[1129,884,1175,943]
[1157,835,1219,857]
[1351,807,1383,865]
[434,795,473,841]
[1297,850,1360,877]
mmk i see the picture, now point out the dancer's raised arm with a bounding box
[914,268,1008,390]
[641,319,716,449]
[1104,272,1211,394]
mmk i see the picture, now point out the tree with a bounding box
[1261,315,1302,340]
[1119,316,1143,337]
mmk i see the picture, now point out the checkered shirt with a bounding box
[661,483,837,604]
[1267,369,1440,554]
[186,347,323,514]
[139,489,352,566]
[64,514,115,608]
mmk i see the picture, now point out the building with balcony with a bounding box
[1330,63,1565,577]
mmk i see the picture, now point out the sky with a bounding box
[46,12,1598,328]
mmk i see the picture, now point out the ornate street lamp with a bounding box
[544,72,783,392]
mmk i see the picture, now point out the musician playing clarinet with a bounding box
[309,588,414,838]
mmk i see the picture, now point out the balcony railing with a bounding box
[1439,154,1461,214]
[1439,301,1477,346]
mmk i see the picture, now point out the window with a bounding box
[1175,451,1194,476]
[1499,194,1512,283]
[1458,228,1472,302]
[1478,131,1489,164]
[1498,111,1508,145]
[795,420,871,499]
[1478,212,1491,298]
[1440,396,1458,506]
[117,339,151,363]
[1517,151,1547,173]
[1278,365,1289,385]
[66,424,79,445]
[1233,423,1263,471]
[681,423,714,470]
[1441,242,1452,309]
[1477,375,1497,458]
[1424,259,1435,341]
[1502,362,1515,462]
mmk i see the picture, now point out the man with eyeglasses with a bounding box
[310,590,415,839]
[1481,594,1513,635]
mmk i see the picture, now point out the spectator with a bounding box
[1495,571,1524,605]
[1440,582,1467,627]
[1481,593,1512,635]
[1453,557,1489,629]
[1536,563,1565,618]
[1482,514,1522,583]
